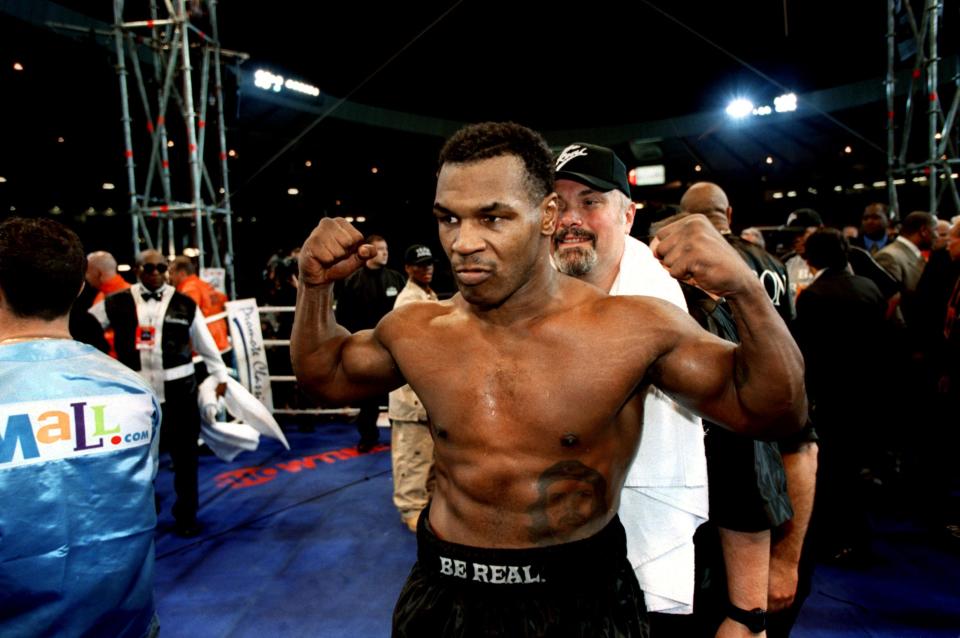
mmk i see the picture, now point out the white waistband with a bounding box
[163,362,196,381]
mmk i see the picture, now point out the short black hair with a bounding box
[438,121,554,205]
[900,211,936,235]
[0,217,86,320]
[804,228,849,271]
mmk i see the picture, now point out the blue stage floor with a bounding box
[153,418,960,637]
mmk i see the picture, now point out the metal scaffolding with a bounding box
[886,0,960,218]
[111,0,247,298]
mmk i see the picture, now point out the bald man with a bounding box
[679,182,792,324]
[90,250,229,536]
[679,182,819,636]
[86,250,131,305]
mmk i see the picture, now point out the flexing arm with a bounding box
[651,215,807,438]
[768,441,818,611]
[291,218,403,404]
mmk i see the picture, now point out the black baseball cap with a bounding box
[784,208,823,228]
[404,244,434,265]
[555,143,631,197]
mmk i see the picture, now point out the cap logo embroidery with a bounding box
[556,145,588,170]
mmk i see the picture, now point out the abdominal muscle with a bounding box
[424,405,642,549]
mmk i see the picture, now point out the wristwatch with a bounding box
[726,602,767,633]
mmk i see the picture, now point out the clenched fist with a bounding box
[298,217,378,287]
[652,214,758,299]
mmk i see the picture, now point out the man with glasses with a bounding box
[90,249,229,537]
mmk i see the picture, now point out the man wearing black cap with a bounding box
[292,122,806,638]
[334,234,406,452]
[553,143,710,624]
[388,245,439,532]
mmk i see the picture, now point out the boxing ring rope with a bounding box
[195,304,359,417]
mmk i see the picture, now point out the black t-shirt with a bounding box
[334,266,406,333]
[681,282,793,532]
[725,234,793,326]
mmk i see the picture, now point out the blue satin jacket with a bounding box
[0,340,161,638]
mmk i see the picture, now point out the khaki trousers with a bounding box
[390,419,435,521]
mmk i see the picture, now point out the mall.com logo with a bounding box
[1,394,155,468]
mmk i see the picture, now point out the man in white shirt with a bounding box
[552,142,708,624]
[91,249,229,536]
[389,244,440,532]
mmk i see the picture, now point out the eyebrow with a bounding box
[433,201,513,216]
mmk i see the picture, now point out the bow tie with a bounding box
[141,290,163,302]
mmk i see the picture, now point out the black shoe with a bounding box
[357,439,378,453]
[174,520,203,538]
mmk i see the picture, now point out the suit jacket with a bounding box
[794,268,887,406]
[875,237,925,294]
[876,237,927,327]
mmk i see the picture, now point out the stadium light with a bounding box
[725,98,754,119]
[774,93,797,113]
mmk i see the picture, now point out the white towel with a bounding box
[611,236,709,614]
[198,376,291,462]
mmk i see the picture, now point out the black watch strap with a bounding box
[726,602,767,633]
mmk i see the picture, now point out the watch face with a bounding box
[728,604,767,633]
[745,609,766,633]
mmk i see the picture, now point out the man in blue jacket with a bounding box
[0,217,162,638]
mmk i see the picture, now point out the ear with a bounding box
[540,192,559,236]
[726,207,734,226]
[623,200,637,234]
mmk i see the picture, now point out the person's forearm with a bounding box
[769,441,817,611]
[727,285,807,438]
[290,283,351,402]
[719,527,771,610]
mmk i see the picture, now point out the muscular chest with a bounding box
[394,322,650,445]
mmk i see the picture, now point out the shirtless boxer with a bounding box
[291,122,806,637]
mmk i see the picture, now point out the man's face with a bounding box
[84,262,100,288]
[551,180,633,287]
[138,253,167,291]
[543,479,600,535]
[861,205,888,238]
[366,240,388,269]
[168,268,184,287]
[405,262,434,286]
[947,224,960,261]
[434,155,556,308]
[933,220,951,251]
[917,221,937,251]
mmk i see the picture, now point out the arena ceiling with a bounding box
[0,1,956,282]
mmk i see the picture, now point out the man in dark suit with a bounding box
[793,229,888,564]
[850,202,893,255]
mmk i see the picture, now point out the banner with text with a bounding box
[226,298,274,411]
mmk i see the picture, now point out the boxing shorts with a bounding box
[392,509,649,637]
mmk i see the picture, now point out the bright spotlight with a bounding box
[726,98,754,119]
[774,93,797,113]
